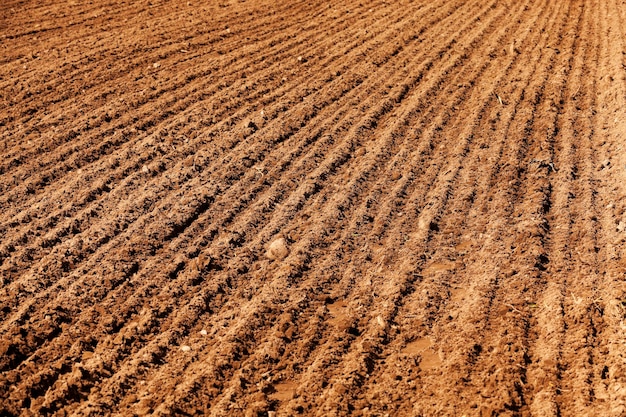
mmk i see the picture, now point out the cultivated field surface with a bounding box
[2,0,626,415]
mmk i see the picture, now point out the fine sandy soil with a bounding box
[2,0,626,415]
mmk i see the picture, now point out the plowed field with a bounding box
[2,0,626,415]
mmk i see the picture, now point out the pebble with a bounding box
[266,237,290,261]
[180,345,191,352]
[200,329,207,336]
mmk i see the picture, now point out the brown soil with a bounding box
[2,0,626,415]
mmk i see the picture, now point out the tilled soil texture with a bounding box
[2,0,626,415]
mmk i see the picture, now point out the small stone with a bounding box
[284,326,295,340]
[153,62,160,68]
[418,218,438,232]
[142,165,149,174]
[180,345,191,352]
[200,329,207,336]
[266,237,290,261]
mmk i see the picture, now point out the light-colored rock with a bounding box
[266,237,289,261]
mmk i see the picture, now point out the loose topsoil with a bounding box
[2,0,626,415]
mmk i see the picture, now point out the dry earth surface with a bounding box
[2,0,626,415]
